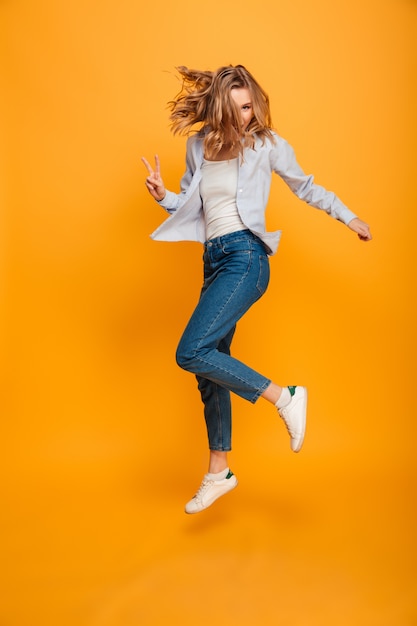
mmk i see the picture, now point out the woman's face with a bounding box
[230,87,253,130]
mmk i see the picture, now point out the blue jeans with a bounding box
[176,230,271,451]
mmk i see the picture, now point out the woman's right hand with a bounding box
[141,154,166,201]
[348,217,372,241]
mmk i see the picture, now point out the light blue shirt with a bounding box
[150,130,357,255]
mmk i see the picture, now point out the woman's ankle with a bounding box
[208,450,229,473]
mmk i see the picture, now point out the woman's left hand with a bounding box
[348,218,372,241]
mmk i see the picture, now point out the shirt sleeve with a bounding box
[156,137,196,214]
[270,136,357,225]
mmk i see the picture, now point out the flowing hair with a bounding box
[168,65,274,160]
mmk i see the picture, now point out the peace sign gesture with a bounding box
[141,154,166,202]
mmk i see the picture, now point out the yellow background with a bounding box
[1,0,416,624]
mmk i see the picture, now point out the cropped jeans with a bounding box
[176,230,272,451]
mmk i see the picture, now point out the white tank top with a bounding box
[200,158,246,240]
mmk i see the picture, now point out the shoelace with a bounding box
[192,478,214,502]
[279,407,297,437]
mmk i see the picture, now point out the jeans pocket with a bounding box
[256,254,270,295]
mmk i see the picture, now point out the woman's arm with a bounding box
[142,136,198,213]
[271,136,372,240]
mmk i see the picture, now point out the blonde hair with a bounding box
[168,65,274,160]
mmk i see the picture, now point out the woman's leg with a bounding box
[208,450,228,473]
[196,326,235,452]
[261,382,283,404]
[181,233,307,514]
[202,381,284,473]
[176,234,271,403]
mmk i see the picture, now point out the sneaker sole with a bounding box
[292,388,307,453]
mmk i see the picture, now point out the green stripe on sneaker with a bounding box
[288,386,297,396]
[226,470,234,479]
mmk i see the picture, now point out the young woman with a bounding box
[142,65,372,514]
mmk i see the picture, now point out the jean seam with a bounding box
[256,254,269,295]
[213,384,223,450]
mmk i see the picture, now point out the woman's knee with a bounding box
[175,342,196,371]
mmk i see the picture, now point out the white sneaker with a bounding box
[185,470,238,514]
[278,386,307,452]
